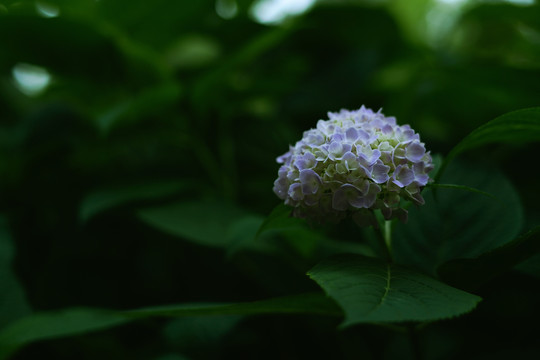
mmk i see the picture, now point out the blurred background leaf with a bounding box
[0,216,31,328]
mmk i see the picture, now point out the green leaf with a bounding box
[225,215,271,255]
[137,201,248,248]
[437,107,540,181]
[96,82,182,132]
[255,204,299,239]
[164,315,243,350]
[393,162,523,275]
[0,216,31,328]
[426,183,495,199]
[0,308,130,360]
[122,293,341,318]
[256,204,373,258]
[515,252,540,278]
[0,293,340,359]
[438,226,540,291]
[79,180,188,222]
[308,254,481,326]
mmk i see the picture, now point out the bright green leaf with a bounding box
[308,254,481,326]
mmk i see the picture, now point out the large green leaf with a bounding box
[137,201,248,248]
[437,107,540,181]
[438,226,540,291]
[392,162,523,275]
[0,293,340,359]
[0,216,31,328]
[79,180,188,222]
[0,308,130,360]
[122,292,341,318]
[308,254,481,327]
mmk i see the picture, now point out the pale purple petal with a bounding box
[296,152,317,170]
[381,124,394,135]
[304,129,325,146]
[277,149,292,165]
[392,165,414,187]
[385,116,397,126]
[357,146,381,166]
[299,169,322,194]
[345,127,358,142]
[332,133,344,142]
[273,177,289,199]
[405,142,426,162]
[371,162,390,184]
[335,182,380,209]
[288,183,303,201]
[342,151,359,170]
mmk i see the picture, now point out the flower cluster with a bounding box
[273,106,433,226]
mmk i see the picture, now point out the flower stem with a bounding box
[375,220,393,263]
[384,220,392,254]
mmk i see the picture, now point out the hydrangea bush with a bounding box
[273,106,433,226]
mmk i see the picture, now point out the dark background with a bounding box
[1,0,540,358]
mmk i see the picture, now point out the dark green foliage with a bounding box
[1,0,540,359]
[308,254,481,326]
[393,163,523,275]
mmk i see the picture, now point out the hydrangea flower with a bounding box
[273,106,433,226]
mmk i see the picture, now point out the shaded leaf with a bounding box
[137,201,248,248]
[79,180,188,222]
[0,216,31,328]
[255,204,333,245]
[123,292,341,318]
[96,82,182,132]
[0,308,130,360]
[0,293,341,359]
[308,254,481,326]
[164,315,243,350]
[515,253,540,279]
[437,107,540,181]
[427,183,495,199]
[256,204,373,258]
[225,215,270,254]
[438,226,540,291]
[393,162,523,275]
